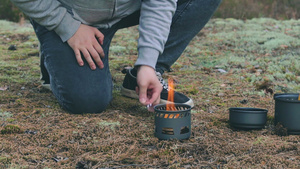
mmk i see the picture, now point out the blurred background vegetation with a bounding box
[214,0,299,20]
[0,0,299,23]
[0,0,23,22]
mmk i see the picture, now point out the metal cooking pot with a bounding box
[229,107,268,129]
[274,93,300,135]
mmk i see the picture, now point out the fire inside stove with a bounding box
[154,103,191,140]
[166,78,175,111]
[154,78,192,140]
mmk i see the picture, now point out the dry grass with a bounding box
[0,18,299,168]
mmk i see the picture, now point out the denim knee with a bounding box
[58,87,113,114]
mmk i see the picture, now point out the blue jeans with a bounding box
[31,0,222,114]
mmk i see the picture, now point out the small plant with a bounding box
[274,123,288,136]
[0,110,13,121]
[1,124,23,134]
[97,121,120,130]
[0,156,11,165]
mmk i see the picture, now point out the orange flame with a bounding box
[164,78,180,118]
[166,78,175,111]
[298,94,300,101]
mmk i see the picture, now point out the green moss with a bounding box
[97,121,120,130]
[0,20,33,34]
[110,45,127,54]
[0,156,11,164]
[253,137,265,145]
[0,110,13,121]
[1,124,23,134]
[6,118,16,123]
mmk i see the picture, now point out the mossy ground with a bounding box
[0,18,299,168]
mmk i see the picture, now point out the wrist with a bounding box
[136,65,155,73]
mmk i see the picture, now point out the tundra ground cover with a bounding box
[0,18,299,168]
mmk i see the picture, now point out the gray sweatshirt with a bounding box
[10,0,177,69]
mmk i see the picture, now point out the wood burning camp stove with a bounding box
[154,103,192,140]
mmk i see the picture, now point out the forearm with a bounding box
[10,0,80,42]
[135,0,177,69]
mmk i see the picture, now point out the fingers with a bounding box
[146,92,160,112]
[76,45,104,70]
[93,43,105,59]
[136,66,163,108]
[67,24,105,70]
[94,29,105,59]
[135,65,163,112]
[88,45,104,69]
[137,81,160,106]
[136,86,161,105]
[81,48,97,70]
[84,36,104,70]
[149,91,160,105]
[138,84,148,105]
[95,30,104,45]
[74,49,84,66]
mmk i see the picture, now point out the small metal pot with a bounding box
[274,93,300,135]
[229,107,268,129]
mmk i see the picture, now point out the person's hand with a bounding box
[136,65,162,111]
[67,24,105,70]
